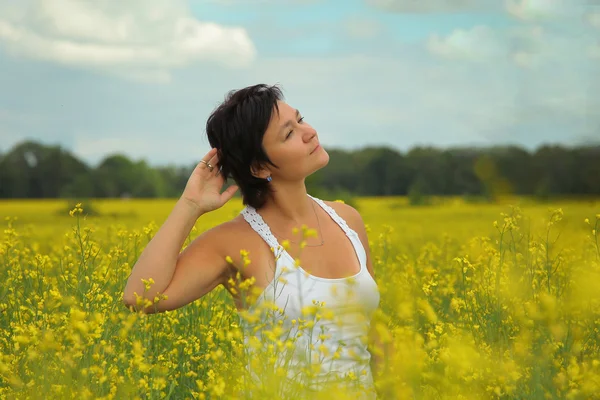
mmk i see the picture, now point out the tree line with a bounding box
[0,140,598,201]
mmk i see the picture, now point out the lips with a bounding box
[310,144,320,154]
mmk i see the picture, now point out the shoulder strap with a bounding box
[308,195,356,237]
[240,206,283,255]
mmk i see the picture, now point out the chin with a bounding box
[315,150,330,169]
[303,149,329,178]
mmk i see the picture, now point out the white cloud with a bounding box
[505,0,586,21]
[0,0,256,83]
[427,26,508,62]
[427,25,549,67]
[366,0,589,18]
[427,22,600,69]
[365,0,491,13]
[424,21,598,141]
[587,12,600,29]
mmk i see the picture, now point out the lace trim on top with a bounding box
[240,206,282,255]
[241,195,355,248]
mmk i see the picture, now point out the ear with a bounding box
[250,163,270,180]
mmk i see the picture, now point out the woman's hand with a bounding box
[180,148,239,215]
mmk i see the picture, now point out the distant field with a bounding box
[1,196,599,399]
[1,195,597,249]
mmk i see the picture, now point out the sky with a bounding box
[0,0,599,167]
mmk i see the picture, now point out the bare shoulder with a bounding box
[199,215,244,244]
[211,213,268,267]
[209,214,251,246]
[187,214,249,263]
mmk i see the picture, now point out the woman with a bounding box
[123,84,384,398]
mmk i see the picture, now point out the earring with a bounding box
[267,176,272,182]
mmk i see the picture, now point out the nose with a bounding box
[303,124,317,142]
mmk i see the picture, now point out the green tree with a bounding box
[0,141,90,198]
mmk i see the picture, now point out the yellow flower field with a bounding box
[1,197,599,399]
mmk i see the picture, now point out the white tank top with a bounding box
[238,194,381,396]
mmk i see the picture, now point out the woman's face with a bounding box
[257,100,329,181]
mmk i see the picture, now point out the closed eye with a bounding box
[286,117,305,139]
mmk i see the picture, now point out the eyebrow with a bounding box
[279,109,300,136]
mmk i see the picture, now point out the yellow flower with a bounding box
[304,228,318,238]
[141,278,155,291]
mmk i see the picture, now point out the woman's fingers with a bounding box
[211,152,220,167]
[198,148,218,171]
[220,184,239,202]
[196,150,224,181]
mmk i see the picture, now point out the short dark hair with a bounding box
[206,83,284,209]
